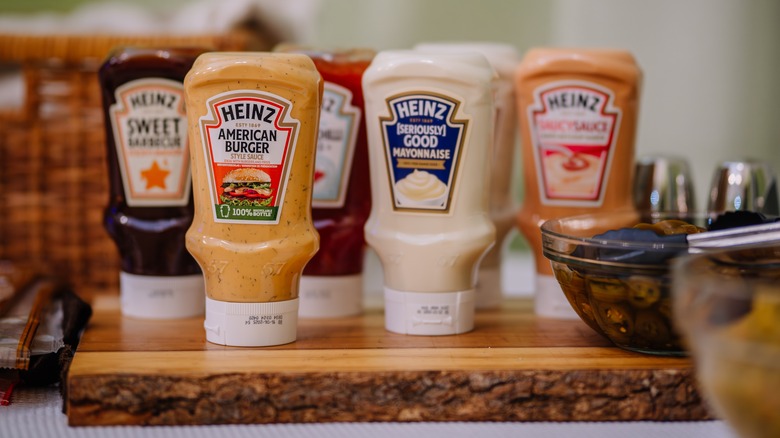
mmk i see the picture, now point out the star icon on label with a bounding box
[141,160,169,190]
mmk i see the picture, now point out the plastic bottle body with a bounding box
[515,48,642,318]
[415,42,519,309]
[99,47,205,319]
[184,52,321,345]
[362,50,496,335]
[277,48,374,318]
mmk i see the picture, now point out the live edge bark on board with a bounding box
[66,296,712,425]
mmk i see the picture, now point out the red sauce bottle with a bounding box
[279,47,374,318]
[99,47,206,319]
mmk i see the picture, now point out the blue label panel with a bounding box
[380,93,467,212]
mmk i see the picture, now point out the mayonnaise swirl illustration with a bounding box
[395,169,447,203]
[544,151,601,197]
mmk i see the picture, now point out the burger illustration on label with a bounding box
[199,90,300,224]
[220,168,273,207]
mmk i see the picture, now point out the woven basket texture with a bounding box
[0,33,254,297]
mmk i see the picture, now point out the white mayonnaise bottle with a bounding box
[414,42,520,309]
[362,50,496,335]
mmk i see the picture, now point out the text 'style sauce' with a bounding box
[515,48,642,318]
[184,52,322,346]
[100,47,207,319]
[277,47,375,318]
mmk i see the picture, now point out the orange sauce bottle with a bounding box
[184,53,322,346]
[515,48,642,318]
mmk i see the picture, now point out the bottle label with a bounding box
[528,80,621,206]
[380,92,468,214]
[312,82,361,208]
[109,78,191,207]
[198,90,300,224]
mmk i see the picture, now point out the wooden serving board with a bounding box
[66,295,712,426]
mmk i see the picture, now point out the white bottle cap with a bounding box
[384,288,475,336]
[298,274,363,318]
[534,274,579,319]
[475,266,503,309]
[120,272,204,319]
[204,297,298,347]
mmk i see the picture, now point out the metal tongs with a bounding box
[687,220,780,253]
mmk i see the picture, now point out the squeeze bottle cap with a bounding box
[120,272,204,319]
[534,274,579,319]
[204,297,298,346]
[384,288,475,336]
[298,274,363,318]
[475,266,503,310]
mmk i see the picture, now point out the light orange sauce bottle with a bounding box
[184,53,322,346]
[515,48,642,318]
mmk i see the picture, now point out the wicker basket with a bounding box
[0,33,254,298]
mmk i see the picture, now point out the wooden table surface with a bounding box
[66,295,712,426]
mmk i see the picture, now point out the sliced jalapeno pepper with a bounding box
[627,276,662,309]
[587,276,627,303]
[594,300,634,344]
[634,310,671,344]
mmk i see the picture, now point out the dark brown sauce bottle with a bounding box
[99,47,206,318]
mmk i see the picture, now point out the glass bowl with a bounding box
[673,243,780,438]
[541,209,703,355]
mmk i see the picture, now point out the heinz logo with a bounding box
[220,102,276,123]
[545,90,602,112]
[129,91,177,110]
[394,99,448,120]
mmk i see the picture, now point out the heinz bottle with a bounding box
[515,48,642,318]
[415,42,520,309]
[99,47,205,319]
[278,47,374,318]
[184,53,321,346]
[362,51,496,335]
